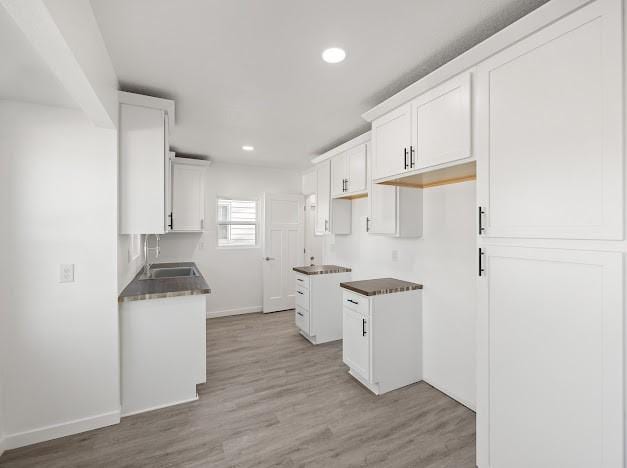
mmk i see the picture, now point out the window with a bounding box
[217,198,257,247]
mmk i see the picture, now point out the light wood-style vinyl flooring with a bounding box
[0,310,475,467]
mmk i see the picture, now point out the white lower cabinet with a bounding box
[477,246,624,468]
[342,287,422,395]
[120,294,207,416]
[294,270,351,344]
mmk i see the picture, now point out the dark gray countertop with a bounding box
[118,262,211,303]
[293,265,352,275]
[340,278,423,296]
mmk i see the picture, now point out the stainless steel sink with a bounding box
[140,266,199,280]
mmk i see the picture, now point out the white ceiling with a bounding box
[0,5,75,108]
[90,0,549,169]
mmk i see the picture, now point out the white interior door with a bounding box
[304,195,323,265]
[477,245,623,468]
[262,193,304,313]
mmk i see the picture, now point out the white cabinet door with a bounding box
[331,152,348,197]
[315,161,330,234]
[477,246,623,468]
[476,2,623,240]
[411,72,471,169]
[368,180,397,235]
[371,103,412,180]
[347,144,367,193]
[342,307,370,381]
[119,104,166,234]
[171,163,204,232]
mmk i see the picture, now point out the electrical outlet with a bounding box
[391,250,399,262]
[60,264,75,283]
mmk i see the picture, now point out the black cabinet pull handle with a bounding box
[347,299,359,305]
[403,148,408,169]
[410,146,415,168]
[297,311,304,317]
[478,206,485,235]
[297,291,304,295]
[297,278,304,282]
[478,248,485,277]
[362,318,367,336]
[168,212,173,230]
[366,217,370,232]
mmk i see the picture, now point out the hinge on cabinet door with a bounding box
[478,248,485,277]
[478,206,485,235]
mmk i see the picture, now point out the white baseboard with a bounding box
[423,378,476,412]
[206,305,262,319]
[3,410,120,450]
[121,394,198,418]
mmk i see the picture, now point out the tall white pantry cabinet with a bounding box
[475,1,624,467]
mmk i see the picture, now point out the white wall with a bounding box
[0,101,120,448]
[324,181,477,409]
[0,116,7,454]
[155,162,301,317]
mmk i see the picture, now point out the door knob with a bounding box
[265,257,275,261]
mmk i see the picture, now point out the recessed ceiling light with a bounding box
[242,145,254,151]
[322,47,346,64]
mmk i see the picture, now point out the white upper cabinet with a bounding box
[372,72,473,183]
[331,152,348,198]
[170,158,208,232]
[347,144,367,193]
[368,181,422,238]
[315,160,331,235]
[314,160,351,235]
[118,92,175,235]
[331,143,368,198]
[410,72,471,169]
[371,103,412,180]
[476,1,623,240]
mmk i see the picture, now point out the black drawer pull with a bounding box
[347,299,359,305]
[297,278,304,282]
[297,291,304,295]
[297,311,304,317]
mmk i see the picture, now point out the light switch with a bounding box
[60,264,75,283]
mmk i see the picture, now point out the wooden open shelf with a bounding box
[335,192,368,200]
[378,160,476,189]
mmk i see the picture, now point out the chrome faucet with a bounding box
[144,234,160,276]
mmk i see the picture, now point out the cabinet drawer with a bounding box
[342,290,369,316]
[295,273,309,289]
[295,285,309,310]
[295,305,309,334]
